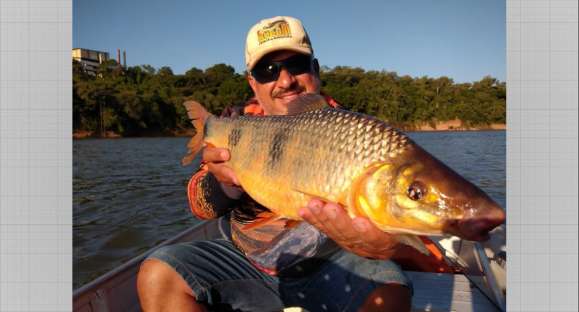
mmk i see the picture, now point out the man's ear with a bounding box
[246,74,258,93]
[312,58,320,76]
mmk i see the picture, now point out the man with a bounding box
[138,16,413,312]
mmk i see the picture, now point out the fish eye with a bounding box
[407,181,427,201]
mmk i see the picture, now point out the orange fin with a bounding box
[181,100,213,166]
[285,219,301,229]
[242,212,279,230]
[397,234,430,256]
[291,188,318,200]
[241,212,300,230]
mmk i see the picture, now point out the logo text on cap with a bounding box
[257,20,291,44]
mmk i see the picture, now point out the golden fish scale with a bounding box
[204,108,411,219]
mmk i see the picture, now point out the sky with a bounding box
[73,0,505,83]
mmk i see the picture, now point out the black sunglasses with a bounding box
[251,54,313,83]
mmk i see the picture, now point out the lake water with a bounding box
[73,131,505,289]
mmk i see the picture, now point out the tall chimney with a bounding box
[117,49,121,66]
[123,50,126,68]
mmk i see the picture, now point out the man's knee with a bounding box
[137,258,197,311]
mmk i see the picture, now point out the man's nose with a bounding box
[276,67,297,88]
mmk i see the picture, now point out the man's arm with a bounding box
[187,147,242,219]
[187,169,239,219]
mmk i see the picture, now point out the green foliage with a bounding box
[73,61,505,136]
[320,68,505,127]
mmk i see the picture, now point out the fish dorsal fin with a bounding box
[286,93,329,115]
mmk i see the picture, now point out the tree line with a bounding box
[73,60,505,137]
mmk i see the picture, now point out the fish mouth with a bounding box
[443,207,506,241]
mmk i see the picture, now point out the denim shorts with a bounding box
[146,238,412,312]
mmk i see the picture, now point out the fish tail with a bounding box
[182,100,212,166]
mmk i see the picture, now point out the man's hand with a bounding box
[202,147,238,185]
[298,198,400,259]
[202,146,242,198]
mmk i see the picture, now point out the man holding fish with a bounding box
[137,16,505,312]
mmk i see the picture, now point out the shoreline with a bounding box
[73,121,506,139]
[406,120,506,132]
[72,129,196,139]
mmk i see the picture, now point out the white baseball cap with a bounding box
[245,16,313,71]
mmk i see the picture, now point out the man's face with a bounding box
[248,50,321,116]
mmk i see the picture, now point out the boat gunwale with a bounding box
[73,220,218,301]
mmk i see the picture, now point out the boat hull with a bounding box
[73,218,505,312]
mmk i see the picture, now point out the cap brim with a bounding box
[247,45,312,71]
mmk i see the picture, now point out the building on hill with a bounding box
[72,48,110,75]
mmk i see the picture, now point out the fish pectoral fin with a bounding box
[292,188,355,218]
[291,188,319,200]
[285,94,329,115]
[242,211,285,230]
[285,219,301,229]
[396,234,431,256]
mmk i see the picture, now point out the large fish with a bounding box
[182,94,505,250]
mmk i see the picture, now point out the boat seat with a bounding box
[407,271,501,312]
